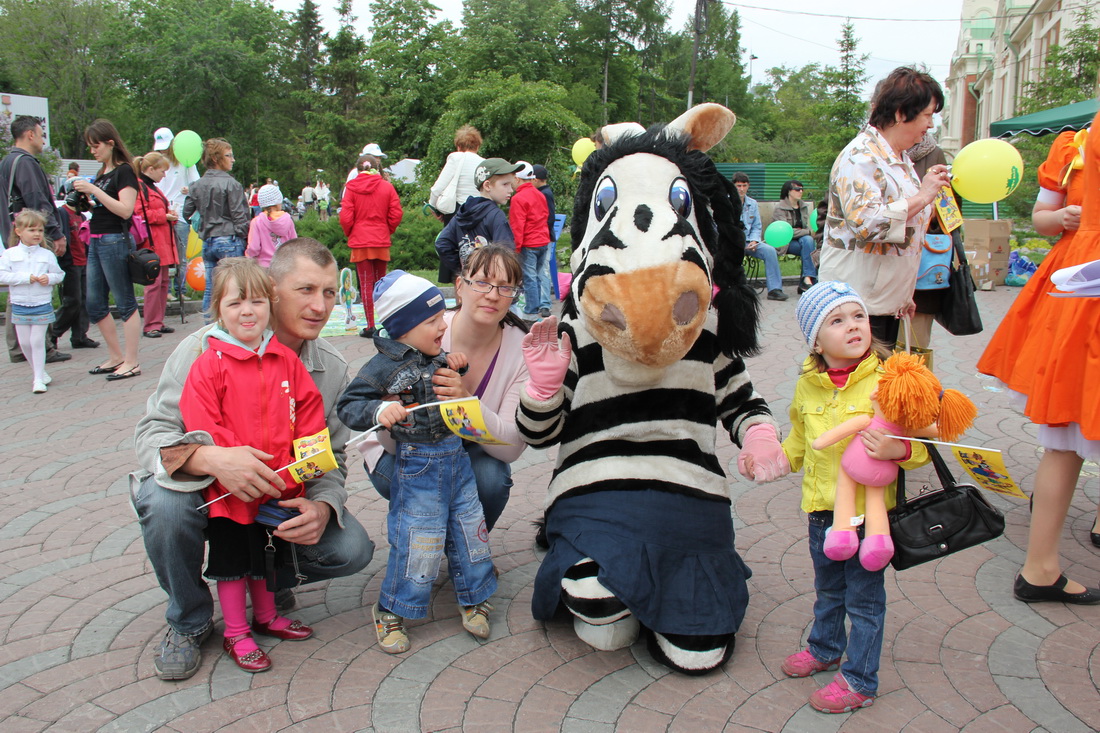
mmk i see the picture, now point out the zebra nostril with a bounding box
[601,303,627,331]
[673,291,699,325]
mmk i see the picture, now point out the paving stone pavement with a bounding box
[1,286,1098,732]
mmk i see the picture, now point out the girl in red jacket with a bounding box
[339,154,403,337]
[134,152,180,337]
[179,258,323,673]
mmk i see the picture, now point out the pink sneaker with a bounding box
[781,649,841,678]
[823,528,859,561]
[859,534,894,571]
[809,672,874,713]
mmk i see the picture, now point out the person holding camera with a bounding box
[71,119,143,381]
[0,115,72,364]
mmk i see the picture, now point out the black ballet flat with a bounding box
[1013,573,1100,605]
[1091,532,1100,548]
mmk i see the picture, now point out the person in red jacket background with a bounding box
[135,152,181,338]
[509,162,551,320]
[340,154,403,337]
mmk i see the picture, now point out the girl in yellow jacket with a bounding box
[741,281,928,714]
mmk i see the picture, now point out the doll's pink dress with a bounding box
[840,415,903,486]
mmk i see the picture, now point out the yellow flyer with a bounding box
[293,429,331,460]
[951,447,1028,499]
[439,397,509,445]
[934,185,963,233]
[287,448,338,484]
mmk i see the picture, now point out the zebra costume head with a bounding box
[566,104,760,369]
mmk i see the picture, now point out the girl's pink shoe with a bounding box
[823,528,859,561]
[858,534,894,571]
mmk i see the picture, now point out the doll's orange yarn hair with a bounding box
[876,352,977,443]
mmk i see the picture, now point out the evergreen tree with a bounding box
[291,0,327,93]
[810,21,869,168]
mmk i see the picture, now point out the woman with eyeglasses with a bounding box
[182,138,250,319]
[340,154,403,338]
[772,179,818,294]
[357,244,530,530]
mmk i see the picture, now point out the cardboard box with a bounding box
[964,218,1012,258]
[970,249,1008,286]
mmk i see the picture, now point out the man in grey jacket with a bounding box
[131,238,374,680]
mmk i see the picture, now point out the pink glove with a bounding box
[737,423,790,483]
[522,316,572,400]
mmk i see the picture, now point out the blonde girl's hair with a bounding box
[134,151,170,174]
[202,138,233,170]
[805,338,892,374]
[12,209,49,246]
[208,257,274,323]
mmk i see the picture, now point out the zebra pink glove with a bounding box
[737,423,790,483]
[522,316,572,401]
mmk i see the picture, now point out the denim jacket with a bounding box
[337,337,461,444]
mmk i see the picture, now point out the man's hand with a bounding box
[186,445,284,502]
[52,238,66,257]
[272,498,331,545]
[746,240,759,252]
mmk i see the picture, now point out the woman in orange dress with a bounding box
[977,115,1099,604]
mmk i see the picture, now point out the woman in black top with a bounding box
[71,119,142,380]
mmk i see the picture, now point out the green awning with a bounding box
[990,99,1098,138]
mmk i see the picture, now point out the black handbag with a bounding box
[126,185,160,286]
[934,232,983,336]
[889,442,1005,571]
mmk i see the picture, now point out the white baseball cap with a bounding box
[515,161,535,180]
[153,127,174,151]
[360,143,387,158]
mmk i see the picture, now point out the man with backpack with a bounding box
[0,116,73,362]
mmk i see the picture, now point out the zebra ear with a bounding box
[666,103,736,152]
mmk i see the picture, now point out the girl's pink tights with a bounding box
[217,578,293,654]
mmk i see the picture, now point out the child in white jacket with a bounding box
[0,209,65,392]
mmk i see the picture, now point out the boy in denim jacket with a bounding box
[337,271,496,653]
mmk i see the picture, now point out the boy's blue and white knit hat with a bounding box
[373,270,445,339]
[796,281,866,346]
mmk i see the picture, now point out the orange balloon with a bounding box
[186,257,206,292]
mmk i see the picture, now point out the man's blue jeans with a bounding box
[201,235,246,317]
[379,437,497,619]
[369,442,512,530]
[86,232,140,323]
[806,511,885,697]
[788,235,819,279]
[172,220,190,295]
[520,244,551,315]
[746,243,782,291]
[131,474,375,636]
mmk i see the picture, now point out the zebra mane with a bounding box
[569,125,760,358]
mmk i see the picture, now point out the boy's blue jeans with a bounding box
[380,436,497,619]
[806,511,885,697]
[520,244,551,314]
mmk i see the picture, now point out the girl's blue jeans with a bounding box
[201,235,245,318]
[806,511,885,697]
[379,436,497,619]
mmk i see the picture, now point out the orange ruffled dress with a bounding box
[977,116,1100,452]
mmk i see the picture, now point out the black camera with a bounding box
[64,189,92,213]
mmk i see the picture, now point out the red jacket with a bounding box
[181,333,327,524]
[137,176,179,266]
[509,181,550,249]
[339,172,403,249]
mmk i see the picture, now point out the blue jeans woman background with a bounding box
[202,235,245,316]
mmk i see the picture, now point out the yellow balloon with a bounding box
[186,227,202,259]
[951,139,1024,204]
[572,137,596,167]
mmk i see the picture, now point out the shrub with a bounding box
[293,205,444,272]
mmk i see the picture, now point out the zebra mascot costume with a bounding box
[517,104,786,674]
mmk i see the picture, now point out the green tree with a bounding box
[736,64,830,163]
[458,0,570,84]
[809,21,868,168]
[290,0,327,93]
[0,0,127,156]
[368,0,458,159]
[306,0,381,184]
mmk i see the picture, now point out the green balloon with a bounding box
[764,220,794,248]
[172,130,203,168]
[809,207,819,233]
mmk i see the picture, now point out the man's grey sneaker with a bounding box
[154,623,213,680]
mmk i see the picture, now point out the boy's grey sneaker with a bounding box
[154,623,213,680]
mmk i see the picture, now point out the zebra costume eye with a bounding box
[669,178,691,218]
[593,177,617,221]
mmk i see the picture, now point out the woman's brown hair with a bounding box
[202,137,233,170]
[454,125,482,153]
[84,119,136,177]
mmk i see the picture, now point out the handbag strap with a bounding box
[951,229,970,268]
[894,441,958,508]
[5,153,22,211]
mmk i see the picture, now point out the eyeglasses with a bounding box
[790,186,803,191]
[463,278,521,298]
